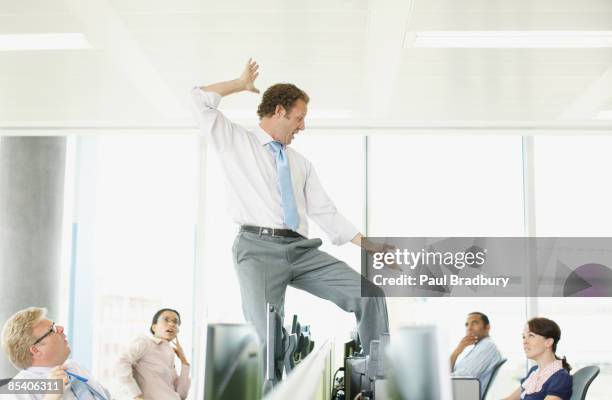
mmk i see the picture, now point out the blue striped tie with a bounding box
[70,378,106,400]
[267,141,300,231]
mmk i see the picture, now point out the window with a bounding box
[368,134,526,398]
[68,135,199,396]
[534,136,612,399]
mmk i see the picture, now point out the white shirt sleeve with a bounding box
[190,88,239,153]
[115,337,150,398]
[304,163,359,245]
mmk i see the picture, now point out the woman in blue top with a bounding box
[504,317,572,400]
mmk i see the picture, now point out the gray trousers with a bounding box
[232,231,389,354]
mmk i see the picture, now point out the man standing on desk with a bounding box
[191,59,389,356]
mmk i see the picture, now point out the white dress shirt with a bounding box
[4,359,111,400]
[191,88,358,245]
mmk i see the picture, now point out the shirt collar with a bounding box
[25,365,53,375]
[253,124,275,147]
[25,359,76,375]
[150,336,165,345]
[522,360,563,394]
[477,336,491,345]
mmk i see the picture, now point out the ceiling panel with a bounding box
[0,0,67,15]
[0,0,611,126]
[123,12,367,33]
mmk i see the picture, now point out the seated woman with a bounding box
[504,317,572,400]
[116,308,190,400]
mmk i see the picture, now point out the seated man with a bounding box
[451,312,503,398]
[1,307,111,400]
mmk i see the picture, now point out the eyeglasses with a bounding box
[160,317,180,325]
[32,322,57,346]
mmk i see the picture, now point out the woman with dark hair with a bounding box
[504,317,572,400]
[116,308,190,399]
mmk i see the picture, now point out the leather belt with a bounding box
[240,225,304,238]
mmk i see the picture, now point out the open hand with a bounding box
[240,58,260,94]
[455,333,479,354]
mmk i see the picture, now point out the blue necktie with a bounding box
[267,141,300,231]
[70,378,106,400]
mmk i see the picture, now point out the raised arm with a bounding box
[450,334,478,369]
[191,59,261,152]
[200,58,260,97]
[172,338,191,399]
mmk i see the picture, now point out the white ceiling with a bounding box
[1,0,612,127]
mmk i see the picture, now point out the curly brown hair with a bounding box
[257,83,309,119]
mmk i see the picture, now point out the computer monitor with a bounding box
[387,325,453,400]
[265,303,284,392]
[204,323,263,400]
[264,304,316,392]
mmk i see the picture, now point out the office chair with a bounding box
[482,358,507,400]
[569,365,600,400]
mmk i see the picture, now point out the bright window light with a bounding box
[407,31,612,48]
[0,33,92,51]
[597,110,612,120]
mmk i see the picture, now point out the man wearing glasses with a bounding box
[1,307,111,399]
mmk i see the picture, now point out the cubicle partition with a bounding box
[264,341,334,400]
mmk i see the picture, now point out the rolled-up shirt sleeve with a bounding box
[304,163,359,245]
[173,364,191,399]
[190,87,237,152]
[116,337,149,398]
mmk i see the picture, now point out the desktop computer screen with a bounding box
[204,323,263,400]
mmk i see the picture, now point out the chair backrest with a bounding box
[570,365,600,400]
[482,358,507,400]
[452,377,481,400]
